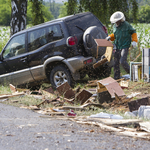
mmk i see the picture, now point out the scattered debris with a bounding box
[0,92,24,100]
[138,105,150,119]
[97,77,125,104]
[128,97,150,112]
[89,112,123,119]
[1,79,150,140]
[75,89,93,105]
[67,110,76,117]
[119,80,129,89]
[139,122,150,132]
[56,82,75,99]
[9,84,17,93]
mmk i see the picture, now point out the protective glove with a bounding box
[105,36,111,41]
[101,55,106,60]
[132,41,137,48]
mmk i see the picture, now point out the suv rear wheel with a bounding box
[50,65,74,89]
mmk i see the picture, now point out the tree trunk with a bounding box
[10,0,27,36]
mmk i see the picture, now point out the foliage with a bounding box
[0,0,11,26]
[67,0,78,15]
[65,0,138,26]
[58,2,68,18]
[43,1,63,19]
[0,26,10,52]
[137,0,150,6]
[138,4,150,23]
[132,23,150,48]
[27,1,54,25]
[29,0,44,25]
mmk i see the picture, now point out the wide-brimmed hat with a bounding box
[110,11,125,23]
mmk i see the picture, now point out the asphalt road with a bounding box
[0,103,149,150]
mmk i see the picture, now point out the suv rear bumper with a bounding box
[64,56,96,73]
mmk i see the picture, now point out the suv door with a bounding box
[27,24,64,80]
[0,33,33,85]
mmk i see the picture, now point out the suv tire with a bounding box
[50,65,74,89]
[83,26,107,57]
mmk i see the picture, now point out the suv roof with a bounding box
[11,12,103,36]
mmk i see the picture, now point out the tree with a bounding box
[138,4,150,23]
[0,0,11,26]
[66,0,138,25]
[29,0,44,25]
[58,2,67,18]
[10,0,27,36]
[67,0,77,15]
[27,1,54,24]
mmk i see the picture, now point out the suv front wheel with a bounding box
[50,65,74,89]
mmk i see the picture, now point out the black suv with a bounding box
[0,12,112,88]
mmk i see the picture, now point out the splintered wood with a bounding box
[70,117,150,140]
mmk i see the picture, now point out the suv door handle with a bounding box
[20,57,27,62]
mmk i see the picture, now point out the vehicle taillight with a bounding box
[83,58,93,65]
[102,26,108,34]
[67,36,78,46]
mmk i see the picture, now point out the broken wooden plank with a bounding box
[0,92,24,99]
[9,84,17,93]
[128,97,150,112]
[56,82,75,99]
[139,122,150,133]
[86,118,142,126]
[75,89,93,105]
[97,77,125,98]
[36,97,62,107]
[94,39,113,47]
[119,80,129,89]
[93,57,108,69]
[59,106,85,111]
[74,120,150,140]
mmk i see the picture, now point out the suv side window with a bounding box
[28,28,47,52]
[47,24,63,43]
[3,33,26,59]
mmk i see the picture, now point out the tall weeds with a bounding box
[0,26,10,52]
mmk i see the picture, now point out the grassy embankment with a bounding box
[0,24,150,119]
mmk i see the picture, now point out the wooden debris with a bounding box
[36,97,63,107]
[97,77,125,98]
[119,80,129,89]
[128,97,150,112]
[57,82,75,99]
[109,93,133,108]
[86,118,141,126]
[0,92,24,99]
[75,89,93,105]
[41,89,56,99]
[139,122,150,133]
[59,106,85,111]
[71,118,150,140]
[9,84,17,93]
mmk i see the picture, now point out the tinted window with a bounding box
[3,33,25,59]
[65,13,103,35]
[28,28,47,52]
[47,24,63,43]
